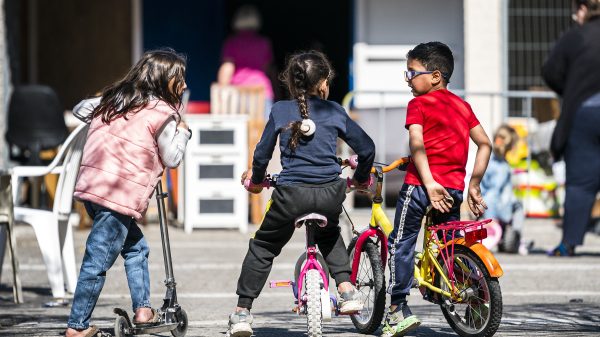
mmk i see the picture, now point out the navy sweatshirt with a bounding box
[251,97,376,186]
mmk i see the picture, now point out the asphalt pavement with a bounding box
[1,210,599,336]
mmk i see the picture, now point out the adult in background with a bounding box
[542,0,600,256]
[217,4,275,119]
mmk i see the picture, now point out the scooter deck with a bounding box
[114,307,180,335]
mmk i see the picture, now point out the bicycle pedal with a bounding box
[337,310,361,315]
[270,280,292,288]
[411,278,420,288]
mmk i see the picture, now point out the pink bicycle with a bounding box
[245,175,357,337]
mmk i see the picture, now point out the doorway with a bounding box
[224,0,352,103]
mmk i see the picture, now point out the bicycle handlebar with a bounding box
[341,155,411,173]
[243,177,273,191]
[243,156,410,192]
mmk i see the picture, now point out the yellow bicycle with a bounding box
[413,207,503,337]
[344,156,504,337]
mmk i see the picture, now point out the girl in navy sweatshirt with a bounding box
[226,51,376,337]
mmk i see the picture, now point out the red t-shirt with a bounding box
[404,89,480,191]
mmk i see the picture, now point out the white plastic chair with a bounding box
[10,123,88,298]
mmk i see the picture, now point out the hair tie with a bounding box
[300,119,316,136]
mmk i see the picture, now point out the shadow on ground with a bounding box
[0,301,598,336]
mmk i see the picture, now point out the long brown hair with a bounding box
[279,51,334,151]
[89,48,187,124]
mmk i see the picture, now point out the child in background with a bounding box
[383,42,492,337]
[226,51,375,337]
[481,125,526,253]
[65,49,191,337]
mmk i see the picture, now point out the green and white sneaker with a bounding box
[226,309,253,337]
[380,302,421,337]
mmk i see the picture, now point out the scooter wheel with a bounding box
[170,309,188,337]
[114,315,131,337]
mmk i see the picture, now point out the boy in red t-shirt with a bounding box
[382,42,492,337]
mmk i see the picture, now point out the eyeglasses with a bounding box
[404,70,433,81]
[404,70,451,82]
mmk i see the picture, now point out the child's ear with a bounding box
[431,70,443,86]
[318,80,329,99]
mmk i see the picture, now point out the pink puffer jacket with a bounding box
[74,100,177,221]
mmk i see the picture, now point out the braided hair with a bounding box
[280,51,334,151]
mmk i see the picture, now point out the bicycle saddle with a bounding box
[294,213,328,228]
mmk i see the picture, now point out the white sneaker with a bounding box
[226,309,253,337]
[338,290,363,314]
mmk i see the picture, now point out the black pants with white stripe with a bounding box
[388,184,463,305]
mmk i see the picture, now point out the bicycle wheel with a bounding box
[435,245,502,337]
[347,238,386,334]
[305,269,323,337]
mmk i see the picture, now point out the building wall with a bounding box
[32,0,132,108]
[0,0,8,167]
[351,0,507,203]
[354,0,465,95]
[464,0,504,136]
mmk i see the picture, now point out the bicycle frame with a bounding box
[413,212,504,301]
[348,158,410,284]
[296,223,330,309]
[350,167,390,284]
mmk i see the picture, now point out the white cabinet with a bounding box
[180,115,248,233]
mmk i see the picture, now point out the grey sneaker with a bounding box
[226,309,253,337]
[380,302,421,337]
[338,289,363,314]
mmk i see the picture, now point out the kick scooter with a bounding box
[113,180,188,337]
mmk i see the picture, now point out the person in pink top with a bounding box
[65,49,191,337]
[217,5,275,119]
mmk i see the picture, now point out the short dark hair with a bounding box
[573,0,600,19]
[406,42,454,83]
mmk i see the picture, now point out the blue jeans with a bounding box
[67,202,151,329]
[387,184,463,305]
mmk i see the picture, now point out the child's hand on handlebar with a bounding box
[346,175,374,194]
[425,181,453,213]
[241,170,263,194]
[352,177,372,190]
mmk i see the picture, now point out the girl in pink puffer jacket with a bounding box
[66,48,191,337]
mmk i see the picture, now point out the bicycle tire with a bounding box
[305,269,323,337]
[435,245,502,337]
[498,225,520,254]
[347,237,386,334]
